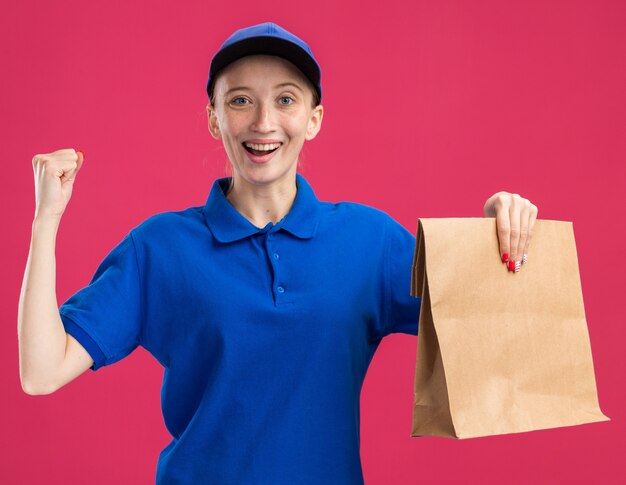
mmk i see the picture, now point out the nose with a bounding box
[250,101,275,133]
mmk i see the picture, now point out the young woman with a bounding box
[19,22,538,484]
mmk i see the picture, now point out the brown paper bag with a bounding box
[410,218,609,439]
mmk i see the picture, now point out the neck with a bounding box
[225,172,298,228]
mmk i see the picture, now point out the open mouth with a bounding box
[243,142,282,156]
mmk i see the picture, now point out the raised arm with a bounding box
[18,149,93,395]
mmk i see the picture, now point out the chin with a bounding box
[238,164,296,186]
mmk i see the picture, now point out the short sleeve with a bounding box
[59,231,144,371]
[383,216,421,336]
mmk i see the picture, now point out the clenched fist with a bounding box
[31,148,85,219]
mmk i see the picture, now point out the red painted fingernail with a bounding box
[514,260,521,273]
[501,253,509,263]
[508,260,515,272]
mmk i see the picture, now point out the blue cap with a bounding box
[206,22,322,104]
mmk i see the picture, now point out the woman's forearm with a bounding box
[18,216,68,395]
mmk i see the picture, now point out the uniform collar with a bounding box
[203,173,322,243]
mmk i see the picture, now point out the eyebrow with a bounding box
[223,82,305,97]
[275,82,305,93]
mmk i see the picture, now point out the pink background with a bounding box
[2,0,624,483]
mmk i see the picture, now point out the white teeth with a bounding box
[244,142,281,151]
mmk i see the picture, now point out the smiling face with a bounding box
[207,55,324,190]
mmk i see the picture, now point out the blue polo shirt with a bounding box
[59,173,420,484]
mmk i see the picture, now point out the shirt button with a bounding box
[277,286,285,293]
[273,253,279,260]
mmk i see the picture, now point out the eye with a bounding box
[231,96,250,106]
[278,96,294,105]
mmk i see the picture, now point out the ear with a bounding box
[304,104,324,141]
[207,104,222,140]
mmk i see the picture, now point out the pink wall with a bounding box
[3,0,624,483]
